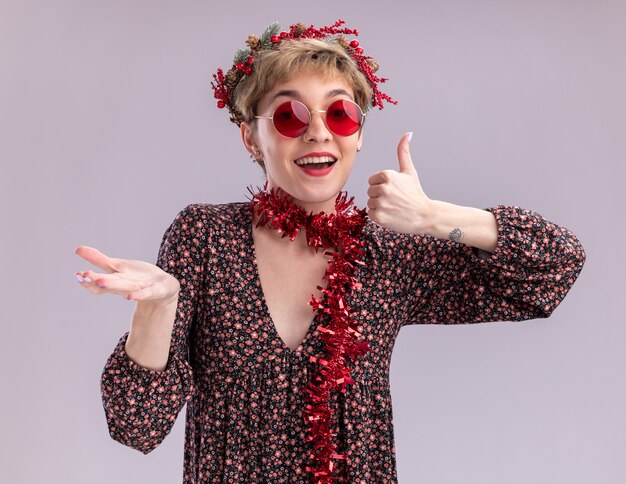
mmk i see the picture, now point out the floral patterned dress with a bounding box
[100,199,586,483]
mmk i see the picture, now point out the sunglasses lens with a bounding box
[273,101,310,138]
[268,99,362,137]
[326,100,362,136]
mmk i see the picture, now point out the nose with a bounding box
[303,109,332,142]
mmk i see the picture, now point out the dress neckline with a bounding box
[244,201,322,356]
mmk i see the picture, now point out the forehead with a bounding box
[259,71,355,110]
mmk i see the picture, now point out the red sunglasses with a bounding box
[254,99,366,138]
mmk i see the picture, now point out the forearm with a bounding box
[125,296,179,372]
[425,199,498,253]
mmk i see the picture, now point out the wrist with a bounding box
[132,293,179,330]
[423,199,499,252]
[135,291,179,313]
[423,199,445,238]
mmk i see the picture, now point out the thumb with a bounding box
[397,132,416,175]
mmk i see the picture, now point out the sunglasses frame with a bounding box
[254,99,366,139]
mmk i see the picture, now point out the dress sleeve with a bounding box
[401,205,586,326]
[100,204,205,453]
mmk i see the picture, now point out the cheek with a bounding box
[341,138,359,157]
[263,138,293,171]
[259,134,296,164]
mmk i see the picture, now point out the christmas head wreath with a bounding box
[210,19,397,126]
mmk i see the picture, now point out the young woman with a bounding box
[74,20,586,483]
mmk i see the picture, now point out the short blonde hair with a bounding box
[234,38,372,125]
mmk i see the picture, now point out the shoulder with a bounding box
[168,201,250,241]
[174,201,248,225]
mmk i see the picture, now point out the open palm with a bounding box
[74,245,180,303]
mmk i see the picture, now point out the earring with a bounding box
[250,149,263,163]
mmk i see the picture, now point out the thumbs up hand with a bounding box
[366,132,434,235]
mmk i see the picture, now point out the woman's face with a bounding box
[241,71,363,215]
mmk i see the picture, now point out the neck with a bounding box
[266,183,339,216]
[289,197,337,216]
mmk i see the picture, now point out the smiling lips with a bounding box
[292,151,338,176]
[294,155,337,166]
[293,151,338,165]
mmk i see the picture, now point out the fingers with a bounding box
[397,132,416,175]
[368,169,394,186]
[74,269,146,299]
[74,271,110,296]
[74,245,121,273]
[74,268,177,303]
[74,245,128,297]
[367,183,386,198]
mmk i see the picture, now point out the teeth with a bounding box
[294,156,337,166]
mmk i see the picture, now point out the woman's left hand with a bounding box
[366,132,434,235]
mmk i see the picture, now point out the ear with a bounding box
[240,122,260,157]
[356,125,364,152]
